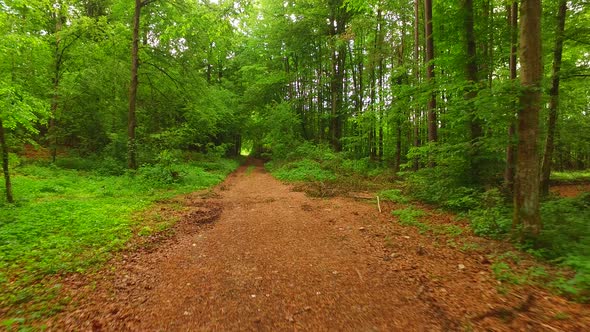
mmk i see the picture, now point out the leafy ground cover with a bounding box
[402,167,590,302]
[0,156,238,323]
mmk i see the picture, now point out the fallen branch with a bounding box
[376,196,382,213]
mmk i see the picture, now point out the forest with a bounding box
[1,0,589,329]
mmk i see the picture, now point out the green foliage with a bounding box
[0,157,238,320]
[406,166,481,212]
[468,189,512,238]
[260,102,302,159]
[378,189,409,204]
[270,159,336,182]
[391,206,429,233]
[529,194,590,301]
[551,170,590,183]
[491,261,525,285]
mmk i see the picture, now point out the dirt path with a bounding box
[47,162,589,331]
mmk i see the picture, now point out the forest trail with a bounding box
[47,161,589,331]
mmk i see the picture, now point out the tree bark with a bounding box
[413,0,421,170]
[464,0,483,184]
[540,0,567,196]
[504,1,518,193]
[513,0,543,240]
[0,120,14,203]
[424,0,437,144]
[328,1,347,152]
[50,5,65,163]
[128,0,141,169]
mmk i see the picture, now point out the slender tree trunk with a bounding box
[0,120,13,203]
[424,0,437,144]
[50,8,64,163]
[327,0,348,152]
[369,28,377,159]
[540,0,567,196]
[376,9,384,161]
[128,0,141,169]
[395,22,406,173]
[413,0,421,170]
[504,1,518,193]
[513,0,543,240]
[464,0,483,184]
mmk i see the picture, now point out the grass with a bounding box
[551,170,590,183]
[0,158,238,325]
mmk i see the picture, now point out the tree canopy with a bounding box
[0,0,588,238]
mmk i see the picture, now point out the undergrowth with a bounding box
[404,166,590,302]
[0,154,238,326]
[551,170,590,183]
[266,142,391,185]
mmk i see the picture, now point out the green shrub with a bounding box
[468,189,512,238]
[54,156,96,171]
[271,159,336,182]
[392,206,429,233]
[406,166,482,212]
[287,142,338,163]
[378,189,410,204]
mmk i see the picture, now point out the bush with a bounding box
[468,189,512,238]
[54,156,96,171]
[271,159,336,182]
[378,189,410,204]
[406,167,481,212]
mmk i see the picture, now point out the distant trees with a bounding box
[239,0,589,241]
[127,0,142,170]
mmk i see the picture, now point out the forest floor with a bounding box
[41,160,589,331]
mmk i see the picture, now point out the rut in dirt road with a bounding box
[51,162,590,331]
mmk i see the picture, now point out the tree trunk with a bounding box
[0,120,14,203]
[50,7,64,163]
[128,0,141,169]
[504,1,518,193]
[464,0,483,184]
[413,0,421,170]
[513,0,543,240]
[540,0,567,196]
[424,0,437,144]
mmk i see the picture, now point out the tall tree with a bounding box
[463,0,483,184]
[328,0,349,152]
[424,0,437,144]
[504,0,518,193]
[49,2,66,163]
[412,0,421,170]
[513,0,543,239]
[128,0,142,169]
[540,0,567,195]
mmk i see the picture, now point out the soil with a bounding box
[551,183,590,198]
[44,160,590,331]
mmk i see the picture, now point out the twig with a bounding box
[377,196,382,213]
[355,268,364,282]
